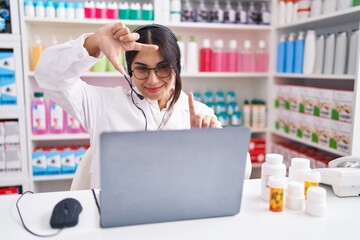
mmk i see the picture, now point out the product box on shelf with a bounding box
[312,117,331,147]
[5,148,21,172]
[274,109,288,133]
[32,149,47,176]
[274,85,288,110]
[299,87,316,115]
[74,147,87,169]
[298,114,313,141]
[287,111,298,137]
[0,145,5,173]
[46,148,61,175]
[314,88,332,119]
[331,90,354,123]
[0,74,16,105]
[0,122,4,145]
[61,148,76,174]
[287,86,300,112]
[330,121,352,154]
[249,138,266,164]
[4,121,19,144]
[0,186,20,195]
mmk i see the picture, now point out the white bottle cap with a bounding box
[203,39,210,48]
[244,40,251,49]
[280,34,287,42]
[268,175,285,189]
[229,40,237,49]
[214,39,224,49]
[291,158,310,169]
[305,170,321,183]
[258,40,266,49]
[266,153,284,164]
[298,31,305,40]
[288,32,296,41]
[286,181,305,210]
[306,187,326,217]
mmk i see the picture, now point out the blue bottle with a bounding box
[285,33,296,73]
[277,34,287,73]
[294,31,305,74]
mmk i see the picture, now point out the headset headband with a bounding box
[132,24,178,42]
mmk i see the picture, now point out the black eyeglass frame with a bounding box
[130,65,174,80]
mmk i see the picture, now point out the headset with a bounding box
[123,24,180,130]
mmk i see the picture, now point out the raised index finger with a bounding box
[188,92,196,117]
[133,42,159,52]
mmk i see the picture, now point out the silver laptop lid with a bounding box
[100,127,251,228]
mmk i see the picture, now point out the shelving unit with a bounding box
[270,2,360,158]
[0,0,29,192]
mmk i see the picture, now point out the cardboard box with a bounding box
[46,149,61,175]
[331,90,354,123]
[0,75,17,105]
[288,86,300,112]
[5,148,21,172]
[330,121,352,154]
[312,118,331,147]
[61,149,76,174]
[32,149,47,176]
[299,87,316,115]
[314,88,332,119]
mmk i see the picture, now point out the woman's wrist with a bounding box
[84,34,101,58]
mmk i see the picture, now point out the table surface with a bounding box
[1,179,359,240]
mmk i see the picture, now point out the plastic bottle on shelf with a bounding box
[292,0,299,22]
[181,0,193,22]
[210,0,224,23]
[66,112,82,134]
[322,0,337,14]
[84,0,95,18]
[323,33,336,74]
[56,1,66,18]
[347,30,359,75]
[241,40,255,72]
[199,39,212,72]
[35,0,45,17]
[129,2,141,20]
[255,40,269,73]
[106,1,118,19]
[118,2,129,20]
[170,0,181,22]
[278,0,286,25]
[194,0,209,23]
[49,100,65,134]
[236,1,247,24]
[260,2,271,25]
[223,0,236,24]
[45,0,55,18]
[226,40,239,72]
[261,153,286,201]
[333,31,348,75]
[24,0,35,17]
[285,32,296,73]
[286,0,294,23]
[314,34,325,74]
[75,1,84,19]
[294,31,305,73]
[32,35,44,71]
[95,0,106,19]
[212,39,225,72]
[242,100,251,127]
[177,35,185,72]
[311,0,323,17]
[142,3,154,21]
[303,30,316,74]
[277,34,287,73]
[66,1,75,19]
[247,2,258,25]
[186,36,199,73]
[31,92,48,135]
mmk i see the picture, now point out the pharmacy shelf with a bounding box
[23,17,271,31]
[31,133,89,141]
[276,6,360,31]
[0,106,25,119]
[0,34,21,42]
[33,174,74,182]
[273,73,356,80]
[0,175,28,188]
[251,128,267,134]
[271,130,347,157]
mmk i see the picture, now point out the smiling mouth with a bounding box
[146,86,162,93]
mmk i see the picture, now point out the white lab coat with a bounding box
[35,34,251,188]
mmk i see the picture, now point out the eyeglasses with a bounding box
[131,64,173,80]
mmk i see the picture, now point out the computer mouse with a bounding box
[50,198,83,229]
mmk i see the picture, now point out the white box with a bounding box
[0,145,5,173]
[298,114,313,141]
[332,90,354,123]
[315,88,332,119]
[32,149,47,176]
[0,122,5,145]
[5,148,21,172]
[4,121,19,144]
[61,149,76,174]
[288,86,300,112]
[330,121,352,154]
[299,87,316,115]
[312,117,331,147]
[288,112,298,137]
[46,149,61,175]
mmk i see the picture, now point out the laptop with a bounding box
[99,127,251,228]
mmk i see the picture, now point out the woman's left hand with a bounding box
[188,92,219,128]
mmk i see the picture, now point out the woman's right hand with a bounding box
[84,22,158,75]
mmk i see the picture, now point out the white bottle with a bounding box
[278,0,286,25]
[56,1,66,18]
[186,36,199,73]
[322,0,337,14]
[311,0,323,18]
[305,187,326,217]
[25,0,35,17]
[347,30,359,75]
[45,0,56,18]
[171,0,182,23]
[333,31,348,75]
[314,34,325,74]
[285,0,294,23]
[177,36,186,72]
[286,181,305,210]
[337,0,352,10]
[292,0,299,22]
[66,1,75,19]
[323,33,336,74]
[35,0,45,17]
[303,30,316,74]
[75,1,85,19]
[261,153,286,201]
[288,158,311,183]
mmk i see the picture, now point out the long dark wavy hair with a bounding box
[125,24,182,110]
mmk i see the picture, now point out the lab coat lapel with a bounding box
[165,91,191,129]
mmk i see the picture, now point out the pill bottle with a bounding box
[305,186,326,217]
[304,170,321,198]
[261,153,286,201]
[286,181,305,210]
[288,157,311,183]
[268,175,286,212]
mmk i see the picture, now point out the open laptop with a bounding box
[99,127,251,228]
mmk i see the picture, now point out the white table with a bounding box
[0,179,359,240]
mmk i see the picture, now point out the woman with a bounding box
[35,22,251,188]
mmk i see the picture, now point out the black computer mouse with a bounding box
[50,198,83,229]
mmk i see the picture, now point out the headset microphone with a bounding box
[123,74,144,100]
